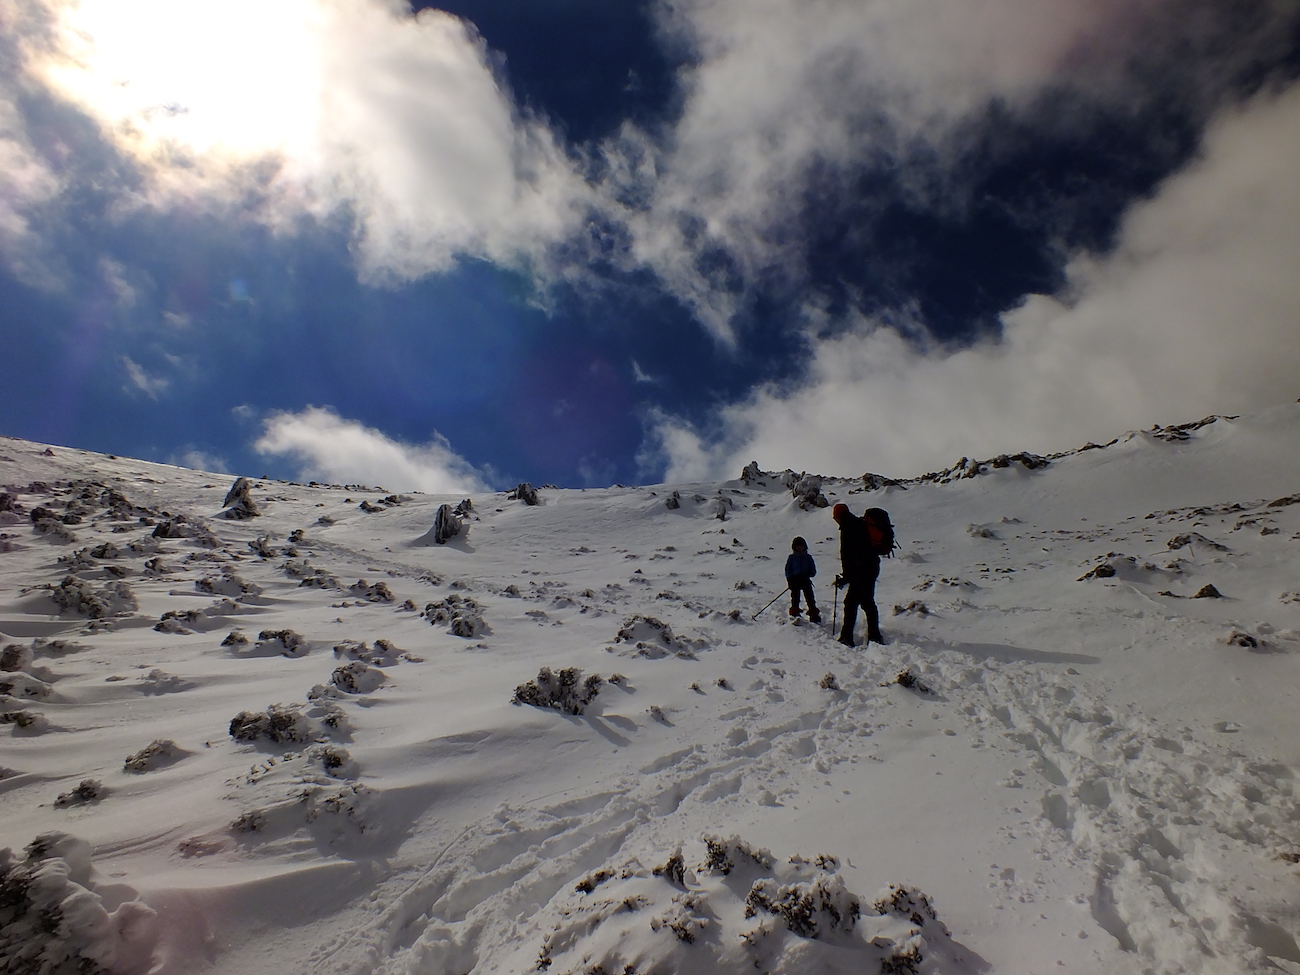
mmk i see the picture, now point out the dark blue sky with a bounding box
[3,0,1299,487]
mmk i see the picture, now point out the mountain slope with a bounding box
[2,405,1299,975]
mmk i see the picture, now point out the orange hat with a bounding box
[832,503,849,522]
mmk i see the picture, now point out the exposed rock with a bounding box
[509,482,540,505]
[429,504,463,544]
[790,474,828,510]
[220,477,261,520]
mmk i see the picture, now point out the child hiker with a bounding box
[784,536,820,623]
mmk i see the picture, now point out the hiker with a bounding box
[784,536,820,623]
[831,503,887,647]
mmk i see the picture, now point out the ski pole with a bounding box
[752,587,790,620]
[831,584,838,637]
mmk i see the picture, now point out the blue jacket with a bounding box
[785,551,816,580]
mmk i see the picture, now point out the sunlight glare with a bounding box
[39,0,326,166]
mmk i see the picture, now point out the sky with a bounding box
[2,0,1299,492]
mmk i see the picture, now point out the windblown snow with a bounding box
[3,404,1300,975]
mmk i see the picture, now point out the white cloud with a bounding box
[121,356,169,399]
[17,0,589,281]
[171,448,230,474]
[646,83,1300,479]
[0,81,61,286]
[607,0,1297,337]
[254,406,489,494]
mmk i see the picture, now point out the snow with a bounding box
[2,405,1300,974]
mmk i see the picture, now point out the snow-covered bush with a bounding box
[0,644,32,672]
[331,662,385,694]
[229,704,312,744]
[255,629,308,657]
[151,514,218,547]
[512,667,604,715]
[195,567,263,601]
[123,739,187,773]
[702,834,773,875]
[348,579,394,602]
[425,595,486,638]
[54,779,107,807]
[614,616,699,659]
[744,873,861,937]
[48,576,138,618]
[0,832,158,974]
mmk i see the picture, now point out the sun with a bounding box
[34,0,327,166]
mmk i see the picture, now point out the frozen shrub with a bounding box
[884,669,932,694]
[653,849,687,887]
[151,514,218,547]
[744,874,861,937]
[0,672,54,700]
[649,892,707,943]
[348,579,395,602]
[310,744,357,778]
[256,629,308,657]
[54,779,107,807]
[196,567,263,600]
[248,535,277,558]
[1077,562,1117,581]
[512,667,604,715]
[425,596,486,638]
[48,575,138,618]
[123,739,186,773]
[0,644,32,672]
[331,662,385,694]
[221,629,249,647]
[1,709,45,730]
[702,835,772,875]
[819,673,840,691]
[0,832,157,974]
[229,704,312,744]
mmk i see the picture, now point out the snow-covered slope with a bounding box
[2,405,1299,975]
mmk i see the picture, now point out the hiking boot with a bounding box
[837,636,855,648]
[788,605,801,618]
[868,630,886,645]
[808,608,821,624]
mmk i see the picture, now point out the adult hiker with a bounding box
[784,536,820,623]
[831,503,887,647]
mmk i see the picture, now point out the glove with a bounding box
[834,574,846,589]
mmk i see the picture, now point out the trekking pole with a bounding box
[831,584,838,637]
[752,587,790,620]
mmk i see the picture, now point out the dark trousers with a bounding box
[788,575,816,612]
[840,565,881,645]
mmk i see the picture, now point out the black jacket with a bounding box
[838,510,880,579]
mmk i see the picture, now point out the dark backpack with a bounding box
[862,508,896,557]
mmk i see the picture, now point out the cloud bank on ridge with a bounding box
[646,84,1300,481]
[255,407,489,494]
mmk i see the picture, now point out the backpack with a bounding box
[862,508,896,557]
